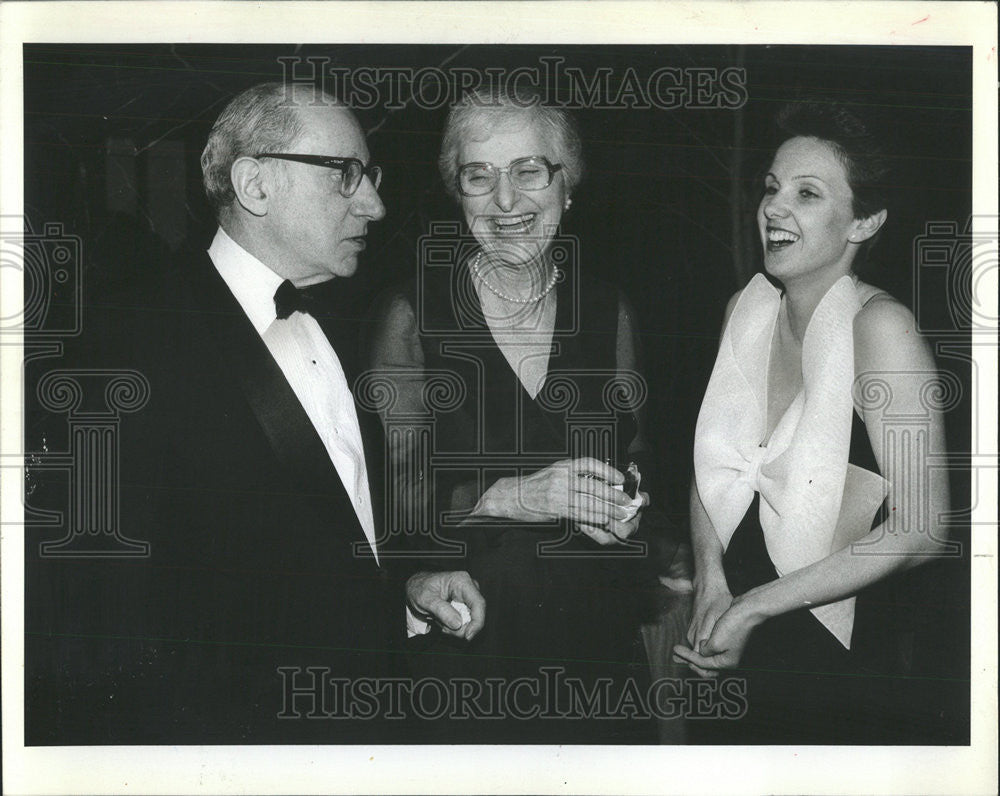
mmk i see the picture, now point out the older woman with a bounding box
[368,88,664,743]
[675,101,951,744]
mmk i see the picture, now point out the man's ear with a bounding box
[230,156,271,217]
[849,208,887,244]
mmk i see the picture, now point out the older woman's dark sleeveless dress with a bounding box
[406,263,657,744]
[692,410,920,745]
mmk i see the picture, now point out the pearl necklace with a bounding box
[470,251,559,304]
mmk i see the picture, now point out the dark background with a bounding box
[22,43,973,742]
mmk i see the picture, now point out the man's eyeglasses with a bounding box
[457,156,563,197]
[255,153,383,198]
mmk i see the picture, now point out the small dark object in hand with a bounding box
[580,460,640,499]
[621,462,640,499]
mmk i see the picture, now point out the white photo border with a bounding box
[1,2,996,794]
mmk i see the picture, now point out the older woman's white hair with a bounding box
[438,86,585,203]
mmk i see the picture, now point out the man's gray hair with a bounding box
[201,82,336,215]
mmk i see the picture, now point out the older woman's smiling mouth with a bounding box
[491,213,537,235]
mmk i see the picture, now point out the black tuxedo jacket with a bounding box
[26,251,406,744]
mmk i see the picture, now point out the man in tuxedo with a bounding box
[25,82,483,744]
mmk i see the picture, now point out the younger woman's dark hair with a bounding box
[772,99,892,263]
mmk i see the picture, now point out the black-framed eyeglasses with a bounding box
[255,153,383,197]
[457,156,563,197]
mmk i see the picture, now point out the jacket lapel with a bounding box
[186,254,357,512]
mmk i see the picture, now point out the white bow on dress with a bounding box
[694,273,888,648]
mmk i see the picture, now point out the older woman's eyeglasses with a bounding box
[255,153,383,198]
[457,156,562,197]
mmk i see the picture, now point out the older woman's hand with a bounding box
[473,457,637,533]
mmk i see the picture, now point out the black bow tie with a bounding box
[274,279,321,320]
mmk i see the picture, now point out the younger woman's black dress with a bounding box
[693,411,921,745]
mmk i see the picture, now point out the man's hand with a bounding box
[406,570,485,640]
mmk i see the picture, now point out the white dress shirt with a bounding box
[208,227,379,563]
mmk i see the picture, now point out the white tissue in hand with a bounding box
[617,493,644,522]
[450,600,471,628]
[613,484,644,522]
